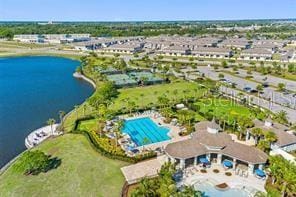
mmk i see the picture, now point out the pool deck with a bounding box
[181,163,266,194]
[122,112,189,150]
[121,155,266,195]
[121,155,167,184]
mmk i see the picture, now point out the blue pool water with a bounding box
[122,117,170,146]
[194,182,249,197]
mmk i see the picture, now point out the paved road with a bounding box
[220,86,296,123]
[222,67,296,92]
[196,66,296,110]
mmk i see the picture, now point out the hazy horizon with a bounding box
[1,0,296,22]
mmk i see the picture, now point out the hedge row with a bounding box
[72,118,156,163]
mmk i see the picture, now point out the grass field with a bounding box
[195,98,254,121]
[63,81,211,132]
[110,81,209,111]
[78,119,98,132]
[0,41,54,49]
[0,134,127,197]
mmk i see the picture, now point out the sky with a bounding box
[0,0,296,21]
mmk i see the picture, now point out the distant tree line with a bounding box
[1,21,296,39]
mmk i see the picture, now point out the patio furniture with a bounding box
[223,160,233,168]
[199,157,210,164]
[255,169,266,178]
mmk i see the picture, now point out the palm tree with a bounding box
[142,137,150,151]
[251,128,264,145]
[74,105,79,120]
[157,96,169,109]
[173,89,178,102]
[193,88,198,100]
[96,104,107,137]
[46,118,56,135]
[114,120,124,147]
[237,116,252,140]
[221,114,229,131]
[264,130,277,148]
[277,83,286,92]
[139,93,145,108]
[82,104,87,117]
[59,110,66,124]
[127,100,136,115]
[183,89,190,104]
[269,156,296,196]
[274,111,288,124]
[58,110,66,131]
[257,140,270,152]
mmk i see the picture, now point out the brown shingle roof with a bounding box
[222,142,268,164]
[195,120,221,131]
[253,120,296,147]
[165,121,268,164]
[165,139,206,159]
[192,130,232,148]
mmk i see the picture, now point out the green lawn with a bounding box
[0,134,127,197]
[63,81,210,132]
[0,41,54,49]
[195,98,254,121]
[110,81,208,111]
[78,119,98,132]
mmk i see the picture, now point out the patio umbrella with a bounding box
[255,169,266,177]
[199,157,210,164]
[223,160,233,168]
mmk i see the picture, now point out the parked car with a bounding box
[262,82,269,88]
[243,87,252,93]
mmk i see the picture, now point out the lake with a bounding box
[0,56,94,168]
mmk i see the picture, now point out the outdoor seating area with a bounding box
[255,169,266,180]
[105,110,185,156]
[25,124,59,148]
[179,162,267,193]
[223,160,233,169]
[165,120,268,178]
[118,134,139,157]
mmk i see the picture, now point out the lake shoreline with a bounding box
[0,55,93,170]
[73,72,96,88]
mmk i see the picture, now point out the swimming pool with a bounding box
[122,117,171,146]
[194,182,249,197]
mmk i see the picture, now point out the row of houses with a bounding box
[15,33,290,61]
[159,46,233,59]
[13,34,91,44]
[73,37,144,51]
[144,36,293,61]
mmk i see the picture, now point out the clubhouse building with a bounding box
[164,120,268,174]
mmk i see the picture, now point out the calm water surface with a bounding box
[0,56,93,168]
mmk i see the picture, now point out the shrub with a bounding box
[72,129,156,163]
[225,172,232,176]
[15,150,51,175]
[200,169,207,173]
[213,169,219,173]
